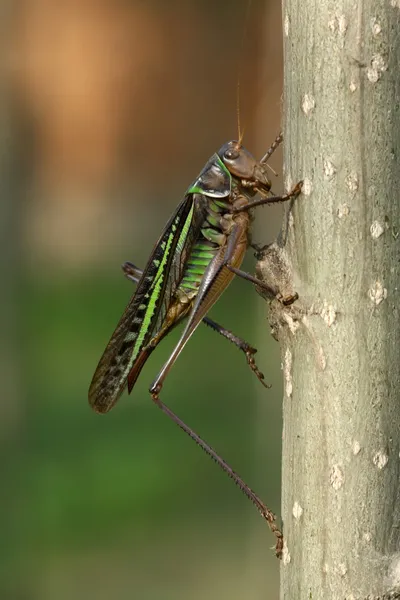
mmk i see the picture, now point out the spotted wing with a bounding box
[89,194,197,413]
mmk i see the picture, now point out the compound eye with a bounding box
[224,147,240,161]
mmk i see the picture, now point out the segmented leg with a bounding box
[250,242,269,259]
[227,181,302,305]
[122,261,144,284]
[224,265,299,306]
[232,181,303,213]
[202,317,270,388]
[122,264,283,553]
[122,261,269,386]
[150,391,283,557]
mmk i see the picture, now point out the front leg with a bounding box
[226,181,302,304]
[232,181,303,213]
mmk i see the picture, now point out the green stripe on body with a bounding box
[122,204,194,379]
[188,258,211,266]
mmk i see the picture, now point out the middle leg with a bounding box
[122,261,269,386]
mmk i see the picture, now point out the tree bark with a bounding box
[258,0,400,597]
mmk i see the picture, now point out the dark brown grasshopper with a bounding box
[89,133,301,556]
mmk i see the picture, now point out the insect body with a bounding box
[89,137,301,556]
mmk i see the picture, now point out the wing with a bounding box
[150,214,249,393]
[89,193,199,414]
[89,151,233,414]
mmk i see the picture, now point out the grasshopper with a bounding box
[89,133,301,556]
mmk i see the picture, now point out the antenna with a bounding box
[236,0,253,146]
[260,132,283,164]
[236,79,243,147]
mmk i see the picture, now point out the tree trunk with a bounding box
[0,3,33,597]
[0,2,23,440]
[258,0,400,597]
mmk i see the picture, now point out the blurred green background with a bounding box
[1,1,286,598]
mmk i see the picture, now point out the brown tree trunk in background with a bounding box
[0,2,30,597]
[0,4,24,443]
[258,0,400,597]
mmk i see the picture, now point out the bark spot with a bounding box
[349,81,357,92]
[368,281,387,305]
[330,464,344,490]
[337,15,348,35]
[386,554,400,587]
[318,347,327,371]
[370,18,382,35]
[284,348,293,397]
[323,159,337,179]
[292,501,303,519]
[284,13,289,36]
[283,313,300,334]
[334,562,347,576]
[321,301,337,327]
[328,17,336,32]
[282,542,291,565]
[363,531,372,542]
[373,450,389,469]
[328,14,348,36]
[337,203,350,218]
[302,93,315,116]
[345,172,359,193]
[367,54,388,82]
[302,177,313,196]
[352,440,361,455]
[370,220,385,238]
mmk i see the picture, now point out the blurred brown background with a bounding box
[1,1,285,598]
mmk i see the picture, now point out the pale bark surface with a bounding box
[259,0,400,598]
